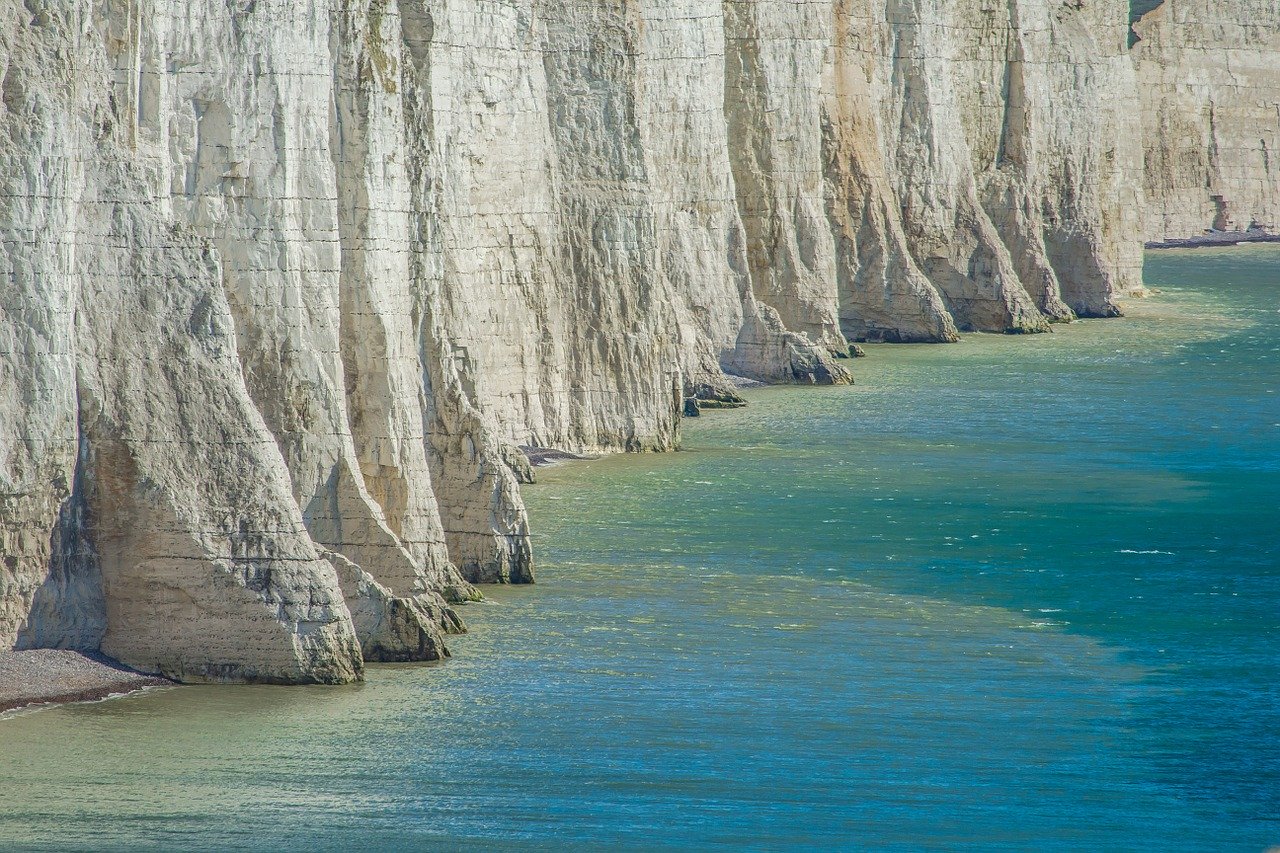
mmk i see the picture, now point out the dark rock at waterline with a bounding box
[689,383,748,406]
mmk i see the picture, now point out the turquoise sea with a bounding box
[1,248,1277,851]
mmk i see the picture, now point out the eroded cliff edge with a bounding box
[1134,0,1280,243]
[2,0,1149,682]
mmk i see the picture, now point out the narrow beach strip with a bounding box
[1146,229,1280,250]
[0,650,174,716]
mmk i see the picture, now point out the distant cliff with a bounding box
[0,0,1247,683]
[1134,0,1280,241]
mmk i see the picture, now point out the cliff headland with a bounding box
[0,0,1274,688]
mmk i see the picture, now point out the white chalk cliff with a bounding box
[0,0,1256,683]
[1133,0,1280,242]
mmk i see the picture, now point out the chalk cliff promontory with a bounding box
[0,0,1162,682]
[1134,1,1280,242]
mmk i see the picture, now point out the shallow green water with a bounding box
[1,248,1277,851]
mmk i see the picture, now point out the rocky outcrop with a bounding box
[868,0,1142,325]
[1,0,1144,683]
[1133,1,1280,243]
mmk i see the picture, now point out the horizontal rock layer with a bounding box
[0,0,1230,682]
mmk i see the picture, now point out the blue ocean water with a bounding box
[0,248,1277,851]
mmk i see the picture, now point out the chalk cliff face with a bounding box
[1134,1,1280,242]
[866,0,1143,326]
[2,0,1145,682]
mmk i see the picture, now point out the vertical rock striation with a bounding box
[862,0,1142,327]
[1,0,1153,682]
[1134,0,1280,242]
